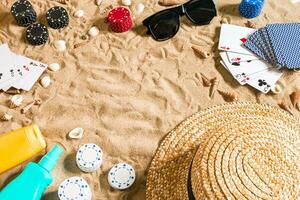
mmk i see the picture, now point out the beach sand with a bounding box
[0,0,299,199]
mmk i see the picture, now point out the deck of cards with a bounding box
[218,24,283,94]
[244,23,300,69]
[0,43,47,91]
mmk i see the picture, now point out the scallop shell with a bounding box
[10,95,23,108]
[136,3,145,14]
[96,0,103,5]
[88,26,100,37]
[74,10,84,18]
[54,40,66,52]
[159,0,184,6]
[191,46,210,59]
[122,0,131,6]
[290,90,300,111]
[1,112,13,121]
[218,90,238,102]
[49,63,61,72]
[68,127,84,139]
[40,76,51,88]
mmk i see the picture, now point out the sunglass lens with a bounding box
[185,0,217,25]
[148,11,179,41]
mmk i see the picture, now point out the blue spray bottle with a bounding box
[0,145,63,200]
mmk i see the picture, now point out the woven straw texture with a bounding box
[145,102,300,200]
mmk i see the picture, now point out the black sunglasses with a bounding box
[143,0,217,41]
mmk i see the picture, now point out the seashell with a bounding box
[1,112,13,121]
[122,0,131,6]
[81,35,89,40]
[209,78,219,98]
[88,26,100,37]
[278,101,293,115]
[54,40,66,52]
[290,90,300,111]
[68,127,84,139]
[135,3,145,14]
[22,119,32,126]
[200,73,211,87]
[191,46,210,59]
[49,63,61,72]
[34,98,43,105]
[74,10,84,18]
[218,90,238,102]
[40,76,51,88]
[21,101,35,114]
[271,83,282,94]
[10,95,23,108]
[220,18,228,24]
[74,42,85,49]
[58,0,68,4]
[96,0,103,5]
[5,88,21,95]
[159,0,184,6]
[245,20,256,28]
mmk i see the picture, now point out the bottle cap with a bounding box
[39,145,63,172]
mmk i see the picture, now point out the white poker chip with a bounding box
[108,163,136,190]
[58,176,92,200]
[76,143,103,172]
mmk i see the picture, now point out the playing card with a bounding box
[266,23,300,69]
[220,52,270,85]
[247,68,283,93]
[218,24,258,56]
[226,51,259,63]
[0,44,16,85]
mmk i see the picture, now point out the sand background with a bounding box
[0,0,299,199]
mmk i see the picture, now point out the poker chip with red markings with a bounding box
[107,7,132,33]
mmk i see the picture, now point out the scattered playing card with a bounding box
[218,24,259,56]
[0,43,48,91]
[226,51,259,63]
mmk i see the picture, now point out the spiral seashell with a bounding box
[5,89,21,95]
[74,10,84,18]
[49,63,61,72]
[1,112,13,121]
[68,127,84,139]
[199,73,211,87]
[40,76,51,88]
[88,26,100,37]
[21,101,35,114]
[10,95,23,108]
[218,90,238,102]
[158,0,185,6]
[209,78,219,98]
[54,40,66,52]
[122,0,131,6]
[289,90,300,111]
[278,101,293,115]
[191,46,210,59]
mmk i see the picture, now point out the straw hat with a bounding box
[146,102,300,199]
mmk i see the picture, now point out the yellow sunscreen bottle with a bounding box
[0,124,46,174]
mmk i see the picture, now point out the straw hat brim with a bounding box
[146,102,300,200]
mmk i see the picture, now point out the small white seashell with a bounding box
[88,26,100,37]
[74,10,84,18]
[122,0,131,6]
[68,127,84,139]
[54,40,66,52]
[49,63,61,72]
[40,76,51,88]
[1,112,13,121]
[10,95,23,107]
[271,83,282,94]
[136,3,145,14]
[96,0,102,5]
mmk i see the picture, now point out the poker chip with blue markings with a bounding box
[76,143,103,173]
[26,23,49,45]
[108,163,136,190]
[46,6,69,29]
[58,177,92,200]
[11,0,37,27]
[239,0,264,19]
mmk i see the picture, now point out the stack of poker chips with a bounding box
[239,0,265,18]
[11,0,37,27]
[26,23,49,46]
[107,7,132,33]
[46,6,69,29]
[76,143,103,173]
[108,163,136,190]
[58,177,92,200]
